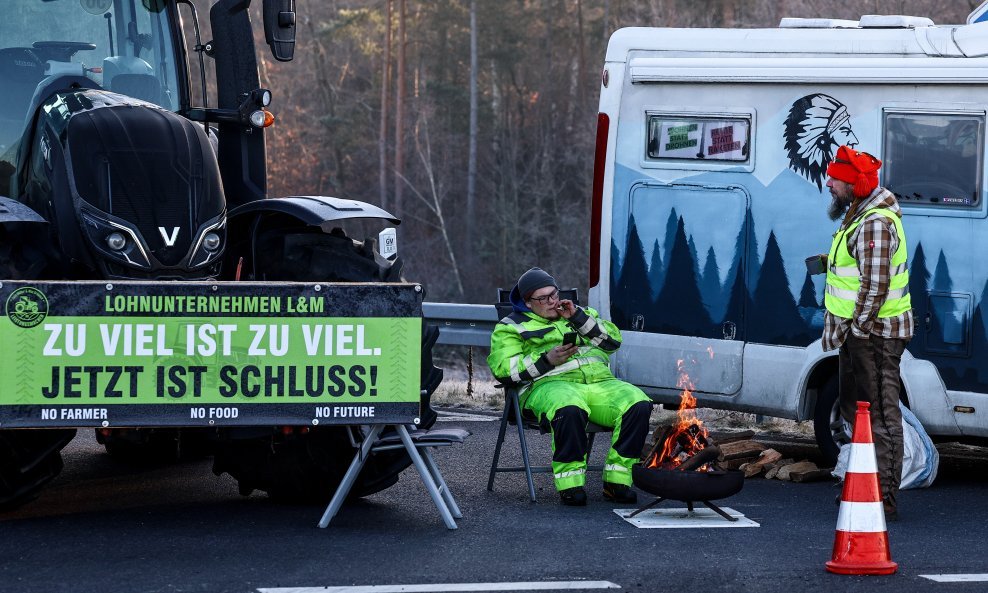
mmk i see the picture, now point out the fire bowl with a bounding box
[632,464,744,501]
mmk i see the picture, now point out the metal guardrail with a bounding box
[422,302,499,347]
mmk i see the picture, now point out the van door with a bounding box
[610,181,747,395]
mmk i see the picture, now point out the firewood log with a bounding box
[741,463,765,478]
[790,468,834,483]
[777,460,818,481]
[718,440,767,460]
[679,446,721,471]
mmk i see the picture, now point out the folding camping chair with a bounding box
[485,288,611,502]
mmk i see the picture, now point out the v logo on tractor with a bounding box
[158,227,180,247]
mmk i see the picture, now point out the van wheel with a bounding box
[212,225,442,503]
[812,375,849,466]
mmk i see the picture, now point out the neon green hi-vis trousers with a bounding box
[522,363,652,492]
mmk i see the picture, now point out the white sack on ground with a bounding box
[831,402,939,489]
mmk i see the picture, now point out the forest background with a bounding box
[188,0,976,303]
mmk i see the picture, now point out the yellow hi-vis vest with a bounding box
[824,207,911,319]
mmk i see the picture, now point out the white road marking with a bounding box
[258,581,621,593]
[920,574,988,583]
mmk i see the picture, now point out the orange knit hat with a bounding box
[827,146,882,198]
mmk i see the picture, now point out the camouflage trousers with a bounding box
[839,334,908,512]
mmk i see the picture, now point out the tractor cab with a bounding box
[0,0,183,195]
[0,0,296,280]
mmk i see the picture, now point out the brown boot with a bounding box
[883,500,898,522]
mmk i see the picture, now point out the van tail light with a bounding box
[589,112,609,289]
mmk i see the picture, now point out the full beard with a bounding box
[828,193,849,221]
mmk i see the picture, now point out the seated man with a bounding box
[488,267,652,506]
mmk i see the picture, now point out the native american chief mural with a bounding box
[784,93,859,190]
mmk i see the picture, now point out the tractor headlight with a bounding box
[203,232,221,251]
[106,232,127,251]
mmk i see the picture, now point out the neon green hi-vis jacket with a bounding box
[487,303,651,490]
[487,305,622,399]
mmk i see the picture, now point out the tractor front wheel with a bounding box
[211,225,442,503]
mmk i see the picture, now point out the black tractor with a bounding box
[0,0,440,508]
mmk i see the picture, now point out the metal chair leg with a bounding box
[421,446,462,519]
[487,394,512,491]
[397,425,457,530]
[511,391,537,502]
[318,425,383,528]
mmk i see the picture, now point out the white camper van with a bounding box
[589,7,988,461]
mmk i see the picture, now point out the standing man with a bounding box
[822,145,914,521]
[488,267,652,506]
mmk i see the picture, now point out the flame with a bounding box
[647,358,710,470]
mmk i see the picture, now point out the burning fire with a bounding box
[646,358,712,470]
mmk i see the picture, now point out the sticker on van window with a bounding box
[647,116,749,162]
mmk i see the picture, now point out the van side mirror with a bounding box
[263,0,296,62]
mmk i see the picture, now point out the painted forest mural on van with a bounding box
[610,198,988,392]
[610,206,819,347]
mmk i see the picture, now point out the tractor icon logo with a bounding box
[5,287,49,328]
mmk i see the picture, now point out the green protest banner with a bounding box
[0,281,423,427]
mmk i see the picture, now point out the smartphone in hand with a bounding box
[562,332,579,347]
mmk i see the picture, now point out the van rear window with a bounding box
[646,116,749,162]
[883,112,984,209]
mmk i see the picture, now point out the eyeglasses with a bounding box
[529,290,559,304]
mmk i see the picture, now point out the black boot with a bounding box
[559,486,587,506]
[603,482,638,503]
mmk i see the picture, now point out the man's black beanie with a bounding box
[517,267,557,300]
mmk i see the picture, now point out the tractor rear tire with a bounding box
[0,226,76,510]
[211,226,443,503]
[0,429,76,510]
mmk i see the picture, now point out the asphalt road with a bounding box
[2,411,988,593]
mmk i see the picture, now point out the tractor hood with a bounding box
[26,90,226,277]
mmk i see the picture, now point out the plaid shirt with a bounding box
[822,187,915,352]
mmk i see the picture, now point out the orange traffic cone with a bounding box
[826,401,897,575]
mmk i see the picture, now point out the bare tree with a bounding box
[466,0,478,245]
[394,0,407,218]
[379,0,392,208]
[400,110,465,297]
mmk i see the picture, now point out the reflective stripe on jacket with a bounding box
[825,207,911,319]
[487,306,621,393]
